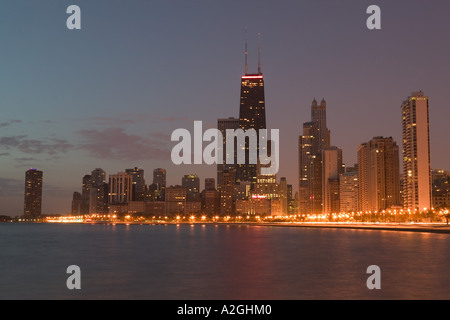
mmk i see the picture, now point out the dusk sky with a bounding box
[1,0,449,216]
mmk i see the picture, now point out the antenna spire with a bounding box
[258,32,262,75]
[245,27,248,75]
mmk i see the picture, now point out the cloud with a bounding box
[0,152,10,157]
[0,177,23,197]
[88,117,137,126]
[0,135,73,155]
[76,127,170,161]
[0,119,22,128]
[15,157,37,162]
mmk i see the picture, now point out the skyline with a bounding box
[1,1,450,216]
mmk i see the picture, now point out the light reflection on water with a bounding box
[0,223,449,300]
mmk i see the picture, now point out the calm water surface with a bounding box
[1,223,450,300]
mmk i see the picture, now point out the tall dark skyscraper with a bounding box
[182,174,200,202]
[89,168,108,214]
[126,167,146,201]
[81,174,91,214]
[236,33,267,186]
[217,117,240,187]
[298,98,332,214]
[24,169,43,217]
[311,98,331,152]
[153,168,166,201]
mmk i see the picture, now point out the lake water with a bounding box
[1,223,450,300]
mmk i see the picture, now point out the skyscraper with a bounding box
[204,178,216,191]
[89,168,108,214]
[91,168,106,186]
[126,167,146,201]
[358,137,401,212]
[153,168,166,201]
[182,174,200,202]
[219,168,235,216]
[322,147,343,214]
[81,174,91,214]
[165,186,186,217]
[24,169,43,217]
[217,117,239,186]
[401,91,432,211]
[71,191,82,214]
[339,166,359,213]
[279,177,288,215]
[311,98,331,152]
[235,33,267,187]
[298,99,332,214]
[432,169,450,209]
[109,172,133,205]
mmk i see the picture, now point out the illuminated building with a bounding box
[298,99,332,214]
[182,174,200,202]
[235,181,251,200]
[401,91,432,211]
[202,188,219,216]
[186,201,202,214]
[71,191,82,214]
[236,33,267,186]
[24,168,43,217]
[165,185,186,216]
[126,167,146,201]
[89,168,108,214]
[432,169,450,209]
[220,168,235,216]
[109,172,133,205]
[81,174,91,214]
[358,137,401,212]
[339,165,359,213]
[204,178,216,191]
[279,177,288,215]
[322,147,343,214]
[153,168,166,201]
[217,117,239,186]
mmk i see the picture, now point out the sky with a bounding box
[1,0,449,216]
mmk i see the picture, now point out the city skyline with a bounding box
[1,1,450,216]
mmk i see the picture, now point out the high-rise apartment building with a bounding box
[401,91,432,211]
[81,174,91,214]
[153,168,166,201]
[219,168,235,216]
[182,174,200,202]
[322,147,343,214]
[109,172,133,205]
[165,186,186,217]
[71,191,82,214]
[279,177,288,215]
[432,169,450,209]
[339,165,359,213]
[24,169,43,217]
[126,167,146,201]
[89,168,108,214]
[358,137,401,212]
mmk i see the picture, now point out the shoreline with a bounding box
[5,221,450,234]
[257,222,450,234]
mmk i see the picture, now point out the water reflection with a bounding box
[0,223,449,299]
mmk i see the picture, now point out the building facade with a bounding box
[401,91,432,211]
[24,169,43,217]
[358,137,401,212]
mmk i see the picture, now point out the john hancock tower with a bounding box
[236,32,267,188]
